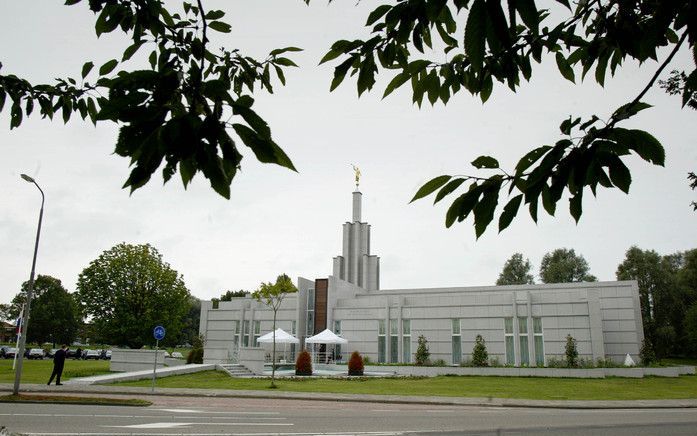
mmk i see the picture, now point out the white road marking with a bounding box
[103,422,295,428]
[25,433,406,436]
[154,408,281,415]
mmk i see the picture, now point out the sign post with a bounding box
[152,325,166,393]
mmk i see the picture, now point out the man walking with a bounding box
[47,345,67,385]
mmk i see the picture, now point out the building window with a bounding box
[232,321,240,347]
[533,317,544,366]
[518,318,529,366]
[334,320,342,360]
[389,319,399,363]
[504,317,514,365]
[452,319,462,365]
[402,319,411,363]
[306,288,315,336]
[378,319,386,363]
[243,320,250,347]
[253,320,261,347]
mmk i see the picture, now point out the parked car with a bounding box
[163,351,171,358]
[4,348,18,359]
[100,349,112,360]
[46,349,57,358]
[171,351,184,359]
[66,349,79,359]
[28,348,45,359]
[0,346,9,358]
[83,349,101,360]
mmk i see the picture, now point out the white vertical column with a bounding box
[352,191,362,222]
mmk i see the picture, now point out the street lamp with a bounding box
[13,174,45,395]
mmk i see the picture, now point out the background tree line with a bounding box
[496,247,697,358]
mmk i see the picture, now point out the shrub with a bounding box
[295,349,312,376]
[489,356,501,367]
[187,334,205,364]
[414,335,430,366]
[564,334,578,368]
[595,357,622,368]
[640,340,656,366]
[348,351,364,376]
[362,355,372,365]
[471,334,489,367]
[432,358,447,367]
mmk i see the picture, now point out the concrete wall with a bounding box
[110,348,166,372]
[238,347,266,375]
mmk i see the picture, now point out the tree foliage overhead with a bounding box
[496,252,534,285]
[76,243,191,348]
[1,1,694,234]
[0,0,300,199]
[539,248,596,283]
[320,0,693,236]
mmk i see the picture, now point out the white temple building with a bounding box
[200,186,644,366]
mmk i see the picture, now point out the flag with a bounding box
[15,308,23,336]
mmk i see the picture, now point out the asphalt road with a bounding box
[1,395,696,436]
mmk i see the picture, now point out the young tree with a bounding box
[539,248,597,284]
[564,334,578,368]
[76,243,191,349]
[471,334,488,367]
[496,253,534,285]
[414,335,430,366]
[252,273,298,387]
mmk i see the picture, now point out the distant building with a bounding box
[201,188,644,366]
[1,321,16,343]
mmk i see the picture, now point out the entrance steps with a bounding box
[218,363,256,377]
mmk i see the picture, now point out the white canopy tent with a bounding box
[257,328,299,364]
[305,329,348,363]
[257,328,299,344]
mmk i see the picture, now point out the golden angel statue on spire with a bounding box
[351,164,361,188]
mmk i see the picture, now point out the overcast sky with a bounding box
[1,1,695,307]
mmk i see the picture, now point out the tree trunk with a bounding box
[271,310,277,387]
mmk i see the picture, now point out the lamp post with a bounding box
[13,174,44,395]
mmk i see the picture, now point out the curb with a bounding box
[1,383,696,409]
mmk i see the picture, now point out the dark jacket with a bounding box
[54,349,67,366]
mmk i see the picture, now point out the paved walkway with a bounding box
[2,382,696,409]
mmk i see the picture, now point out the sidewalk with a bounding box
[2,382,696,409]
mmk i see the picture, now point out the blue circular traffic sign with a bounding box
[153,325,166,341]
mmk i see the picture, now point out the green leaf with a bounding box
[410,175,452,203]
[205,10,225,20]
[569,192,583,223]
[329,57,354,92]
[269,46,303,56]
[99,59,118,76]
[366,5,392,26]
[498,194,523,232]
[208,21,231,33]
[471,155,499,169]
[434,178,466,204]
[465,0,486,72]
[612,101,652,121]
[516,0,539,33]
[555,53,575,83]
[473,186,500,238]
[232,123,296,171]
[122,41,145,62]
[383,72,410,98]
[274,57,298,67]
[606,155,631,193]
[611,128,665,166]
[319,49,344,65]
[515,145,551,174]
[64,0,81,5]
[81,61,94,79]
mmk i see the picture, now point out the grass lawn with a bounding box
[113,371,697,401]
[0,359,110,383]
